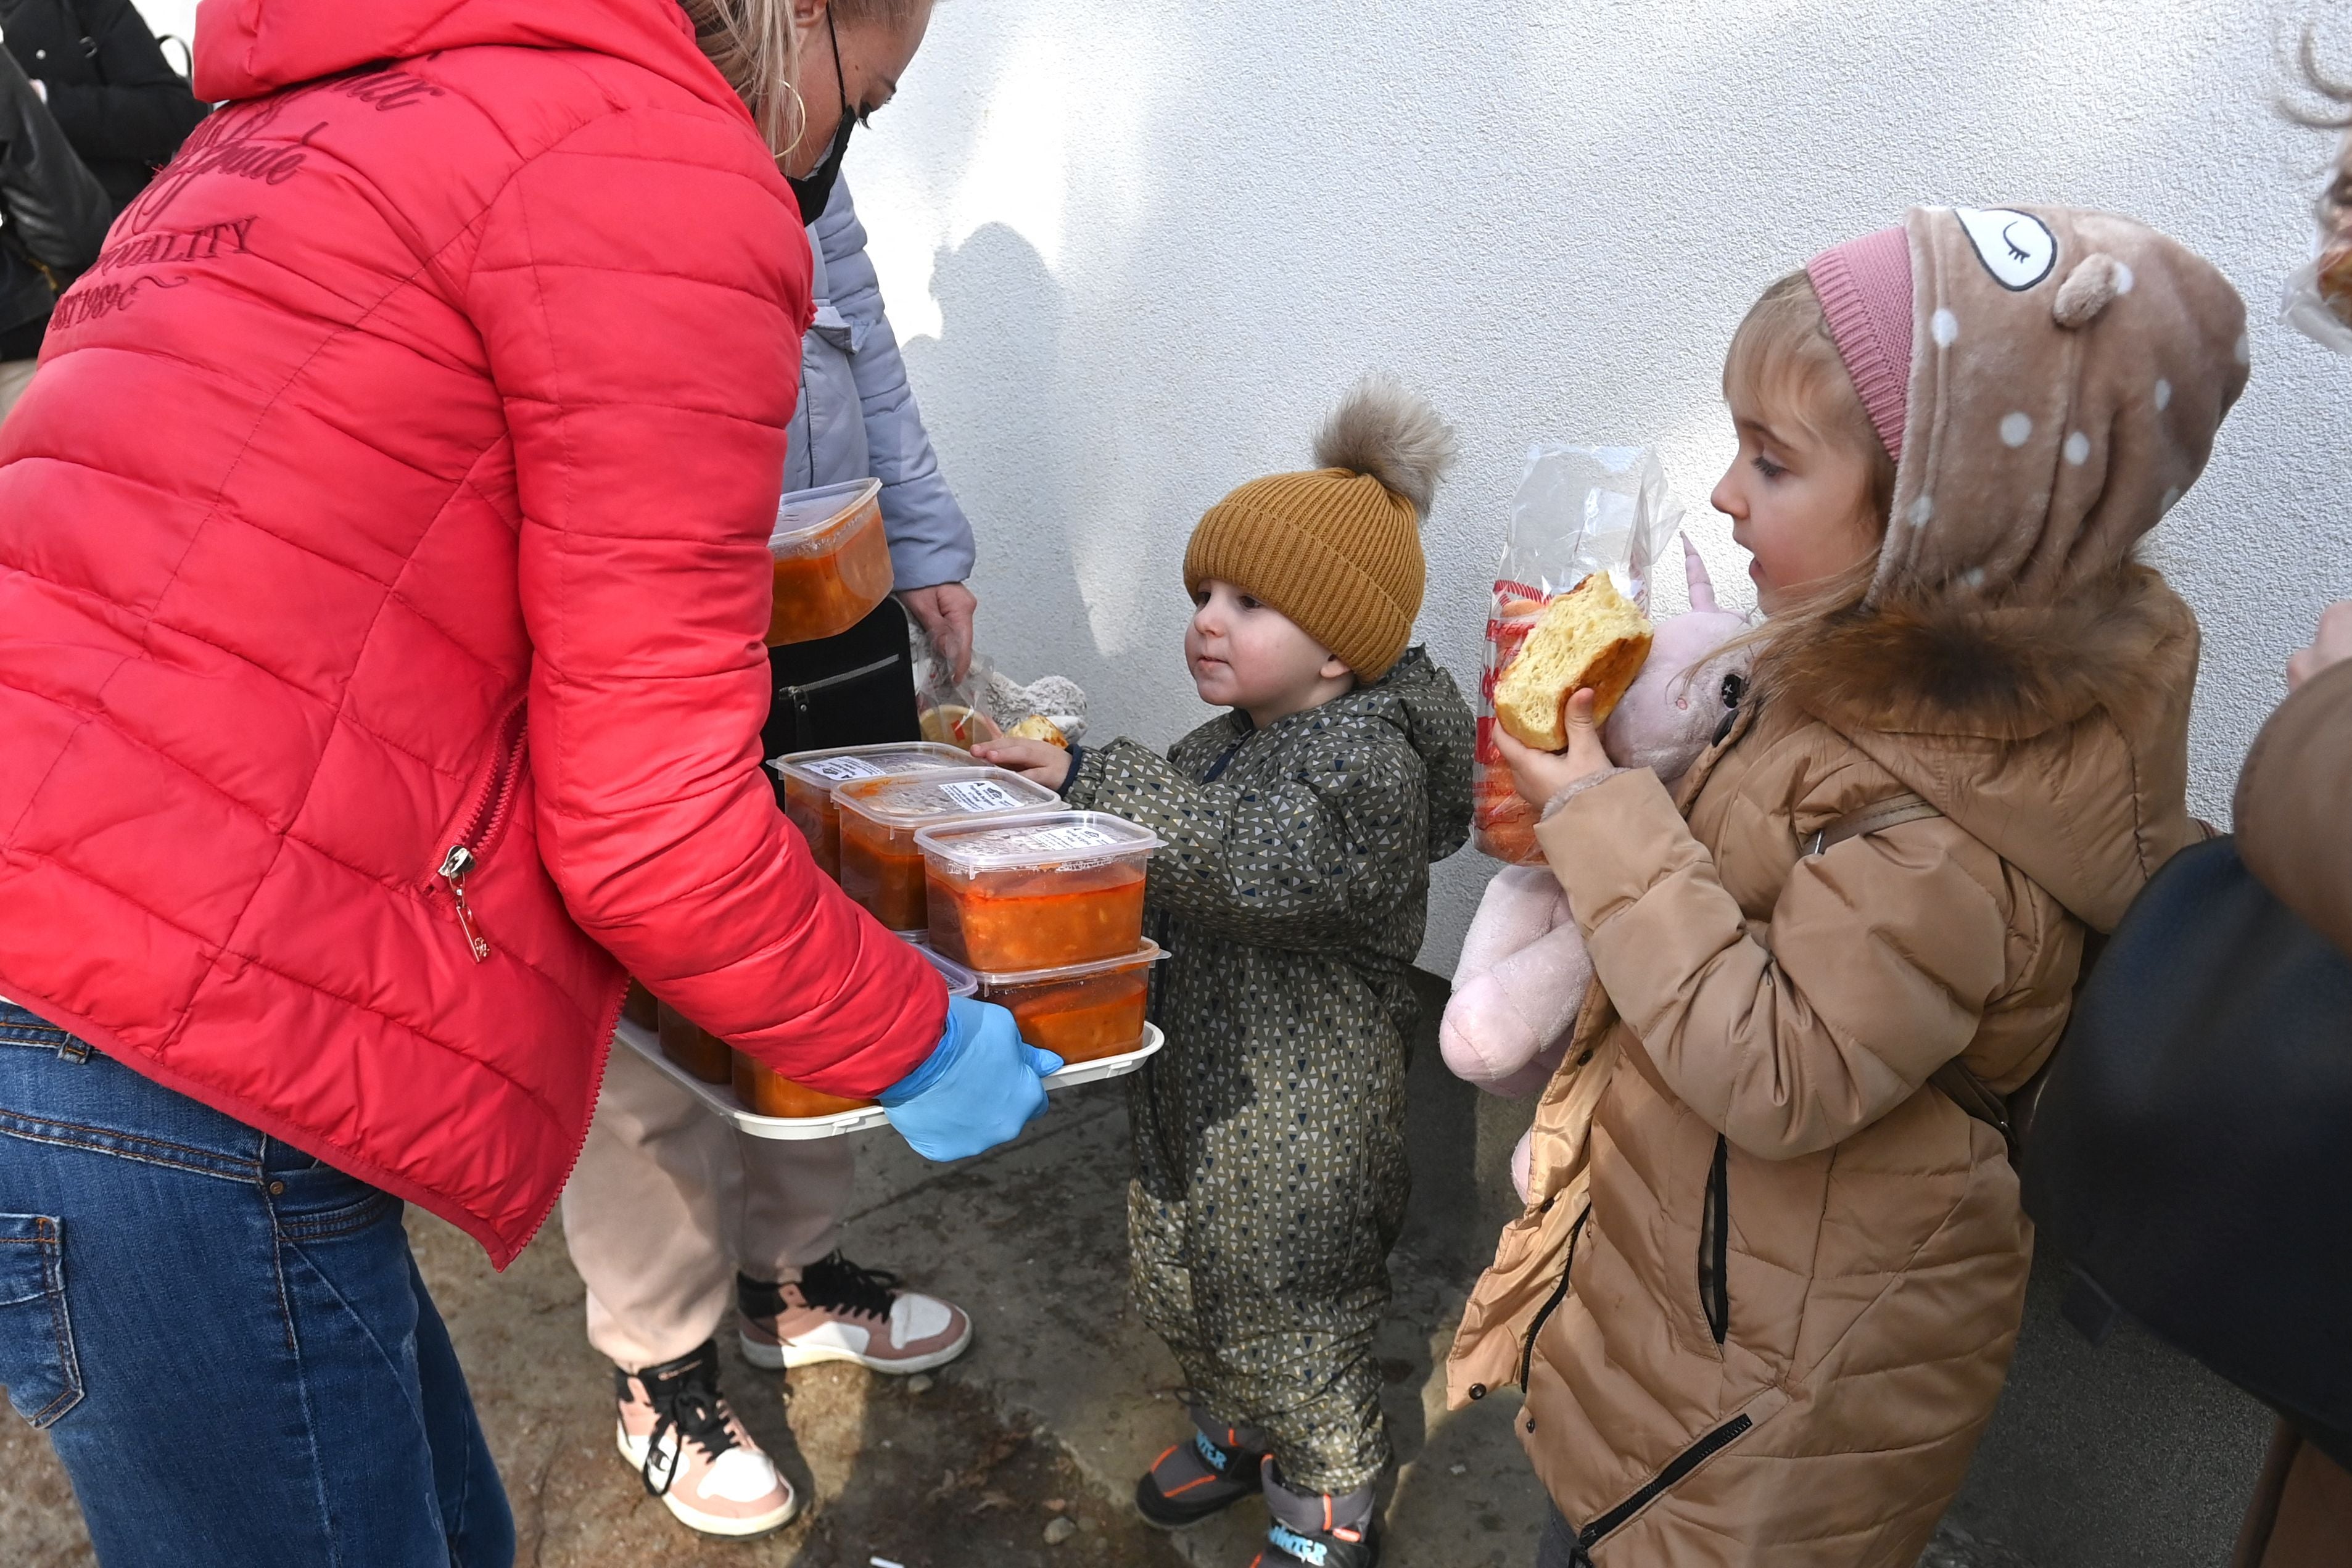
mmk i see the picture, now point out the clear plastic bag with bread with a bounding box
[910,621,1089,752]
[1473,445,1682,863]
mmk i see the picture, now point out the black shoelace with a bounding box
[622,1341,741,1499]
[796,1250,901,1319]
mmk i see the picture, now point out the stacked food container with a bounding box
[770,741,973,878]
[916,812,1166,1066]
[616,698,1169,1129]
[833,770,1067,932]
[643,941,978,1104]
[730,946,979,1118]
[765,478,894,646]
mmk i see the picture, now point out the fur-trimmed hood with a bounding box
[1774,564,2200,931]
[1763,204,2243,930]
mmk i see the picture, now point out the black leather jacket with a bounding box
[0,33,107,341]
[1,0,207,209]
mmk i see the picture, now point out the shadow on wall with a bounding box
[899,223,1105,696]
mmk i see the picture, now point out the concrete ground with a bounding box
[3,974,2274,1566]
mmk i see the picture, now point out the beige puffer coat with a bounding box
[1450,205,2247,1565]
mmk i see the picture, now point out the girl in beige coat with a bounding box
[1455,206,2248,1567]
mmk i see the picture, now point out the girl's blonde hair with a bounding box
[1719,270,1900,693]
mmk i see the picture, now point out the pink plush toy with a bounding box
[1443,537,1752,1197]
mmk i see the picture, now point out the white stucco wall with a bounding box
[846,0,2352,972]
[130,1,194,50]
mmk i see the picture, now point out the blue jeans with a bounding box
[0,1001,513,1567]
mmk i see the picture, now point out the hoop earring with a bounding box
[777,80,808,162]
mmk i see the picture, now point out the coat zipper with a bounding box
[507,966,630,1270]
[1518,1207,1590,1392]
[780,654,903,742]
[1698,1133,1730,1347]
[434,704,527,963]
[780,653,901,702]
[1571,1411,1757,1561]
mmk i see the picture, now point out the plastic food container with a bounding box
[909,939,981,999]
[918,703,1002,751]
[729,942,979,1117]
[770,742,973,878]
[622,980,659,1030]
[656,1002,732,1085]
[978,943,1165,1065]
[836,770,1066,931]
[767,477,893,646]
[730,1057,875,1118]
[917,811,1162,971]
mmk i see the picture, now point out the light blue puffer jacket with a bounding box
[783,176,975,590]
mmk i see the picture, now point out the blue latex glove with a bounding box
[878,997,1063,1162]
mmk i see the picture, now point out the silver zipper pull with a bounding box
[438,845,489,963]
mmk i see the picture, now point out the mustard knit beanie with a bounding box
[1184,373,1458,681]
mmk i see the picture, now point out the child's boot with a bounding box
[1255,1461,1379,1567]
[1134,1404,1269,1528]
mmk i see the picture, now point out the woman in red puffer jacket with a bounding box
[0,2,1049,1561]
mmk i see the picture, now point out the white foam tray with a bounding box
[613,1019,1163,1141]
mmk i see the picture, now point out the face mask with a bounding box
[788,113,853,224]
[786,7,856,225]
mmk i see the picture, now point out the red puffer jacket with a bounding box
[0,0,944,1266]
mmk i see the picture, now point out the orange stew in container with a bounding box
[767,478,893,646]
[836,770,1065,932]
[728,942,978,1118]
[977,943,1165,1065]
[770,742,972,879]
[917,812,1163,971]
[731,1055,876,1118]
[656,1002,733,1085]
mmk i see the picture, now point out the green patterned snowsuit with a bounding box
[1063,648,1474,1493]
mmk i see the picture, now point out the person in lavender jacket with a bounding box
[790,175,980,680]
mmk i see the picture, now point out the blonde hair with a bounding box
[682,0,805,157]
[1717,270,1900,691]
[684,0,931,159]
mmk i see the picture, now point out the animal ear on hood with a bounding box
[1873,204,2248,608]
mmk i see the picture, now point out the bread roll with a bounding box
[1008,714,1070,748]
[1493,574,1654,750]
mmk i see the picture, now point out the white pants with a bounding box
[559,1043,855,1371]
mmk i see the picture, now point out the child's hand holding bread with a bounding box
[1494,691,1616,807]
[973,736,1072,791]
[1488,571,1655,808]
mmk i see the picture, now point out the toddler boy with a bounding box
[981,376,1473,1568]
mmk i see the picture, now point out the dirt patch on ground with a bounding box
[521,1352,1185,1568]
[1,1211,1183,1568]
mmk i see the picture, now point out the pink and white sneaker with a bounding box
[614,1342,798,1538]
[737,1253,972,1374]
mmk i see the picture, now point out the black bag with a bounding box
[759,594,922,797]
[2020,836,2352,1466]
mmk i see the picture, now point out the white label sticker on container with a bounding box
[940,779,1026,814]
[1005,823,1123,853]
[802,757,887,782]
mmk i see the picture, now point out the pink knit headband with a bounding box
[1805,226,1913,464]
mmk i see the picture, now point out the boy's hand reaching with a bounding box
[972,737,1073,792]
[1495,689,1619,810]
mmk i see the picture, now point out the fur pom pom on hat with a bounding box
[1185,373,1457,681]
